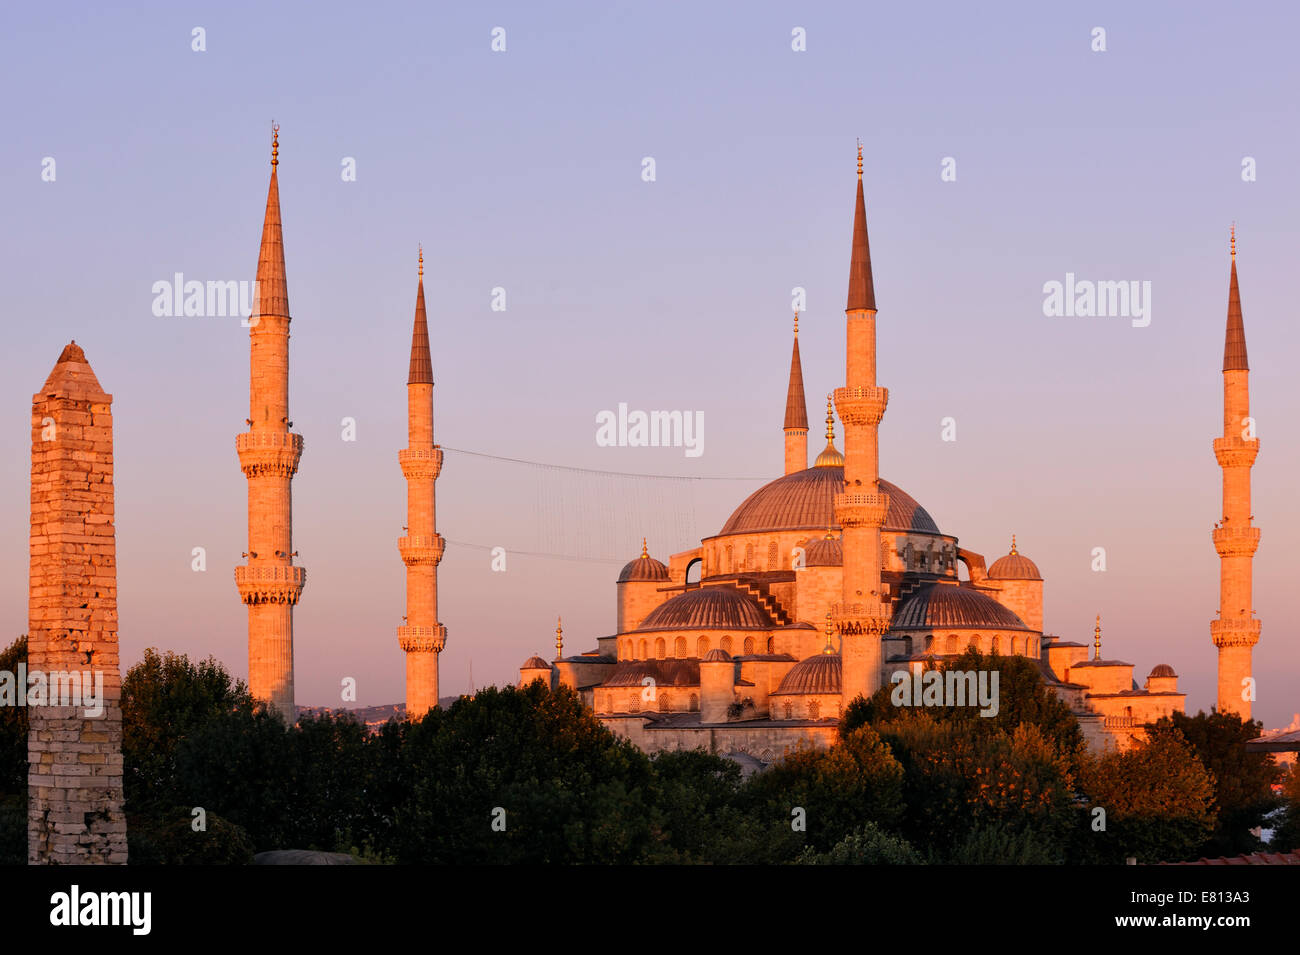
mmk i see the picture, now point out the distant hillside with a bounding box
[296,698,461,732]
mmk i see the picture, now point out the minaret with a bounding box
[1211,225,1260,719]
[235,125,305,722]
[783,310,809,474]
[399,247,447,718]
[833,142,892,704]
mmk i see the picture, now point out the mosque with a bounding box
[515,147,1263,760]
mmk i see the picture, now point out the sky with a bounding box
[1,1,1297,729]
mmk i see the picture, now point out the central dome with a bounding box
[718,468,940,537]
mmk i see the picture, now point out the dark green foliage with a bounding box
[1077,731,1216,864]
[1149,710,1280,856]
[1272,764,1300,852]
[795,822,924,865]
[943,824,1061,865]
[127,808,255,865]
[0,637,28,796]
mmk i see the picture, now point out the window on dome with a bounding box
[655,638,667,660]
[991,635,1001,655]
[696,636,709,657]
[783,701,793,720]
[769,540,778,570]
[968,635,979,651]
[1010,636,1021,655]
[808,700,820,719]
[720,636,733,654]
[743,637,754,655]
[766,637,774,653]
[674,636,687,658]
[638,639,647,659]
[946,635,958,654]
[658,694,671,713]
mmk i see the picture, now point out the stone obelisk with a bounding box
[28,342,127,864]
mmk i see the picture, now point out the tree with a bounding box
[1149,710,1281,856]
[795,822,924,865]
[0,637,28,865]
[1077,732,1216,864]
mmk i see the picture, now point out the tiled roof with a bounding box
[602,659,700,688]
[987,552,1042,581]
[1165,851,1300,866]
[891,582,1031,632]
[718,469,939,536]
[784,335,808,431]
[408,277,433,384]
[846,175,877,311]
[618,554,670,583]
[637,586,773,632]
[1224,259,1249,371]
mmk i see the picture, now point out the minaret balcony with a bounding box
[1210,616,1261,648]
[399,534,445,565]
[834,386,889,427]
[1213,436,1259,469]
[235,564,306,605]
[1212,525,1260,557]
[831,603,893,636]
[237,431,303,477]
[398,624,447,653]
[834,491,890,528]
[399,447,443,480]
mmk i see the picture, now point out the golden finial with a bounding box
[825,394,835,443]
[856,138,863,178]
[418,245,424,279]
[814,394,844,467]
[823,612,836,653]
[1010,534,1018,556]
[825,524,835,540]
[555,616,564,658]
[271,122,279,168]
[793,308,799,338]
[1230,223,1236,261]
[640,537,649,559]
[1094,614,1102,661]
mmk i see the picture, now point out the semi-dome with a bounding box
[521,656,552,669]
[1148,663,1177,678]
[702,648,733,662]
[775,653,842,694]
[987,537,1042,580]
[803,537,843,567]
[637,586,772,632]
[718,468,940,537]
[891,582,1031,631]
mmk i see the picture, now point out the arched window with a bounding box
[726,544,734,572]
[991,635,1001,655]
[946,635,958,654]
[783,701,793,720]
[629,696,640,713]
[689,693,699,712]
[720,636,733,654]
[638,639,647,659]
[968,634,979,651]
[769,540,779,570]
[696,636,709,657]
[658,693,671,713]
[743,636,754,655]
[925,635,934,653]
[655,637,667,660]
[674,636,687,658]
[1027,637,1037,656]
[1010,636,1020,655]
[745,542,754,570]
[808,700,820,720]
[766,637,775,653]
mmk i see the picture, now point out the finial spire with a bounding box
[418,244,424,279]
[1010,534,1017,556]
[793,308,799,338]
[823,612,836,654]
[271,122,279,168]
[825,394,835,443]
[408,246,434,385]
[1224,226,1248,372]
[640,537,649,558]
[1094,614,1102,660]
[846,145,877,311]
[555,616,564,658]
[856,138,863,179]
[814,394,844,467]
[1230,223,1236,261]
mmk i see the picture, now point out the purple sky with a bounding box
[2,1,1297,728]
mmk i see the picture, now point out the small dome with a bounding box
[987,537,1042,580]
[618,552,670,583]
[775,653,842,695]
[702,649,733,663]
[521,656,551,669]
[637,587,772,632]
[803,537,842,567]
[1149,663,1177,679]
[891,582,1031,631]
[814,444,844,468]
